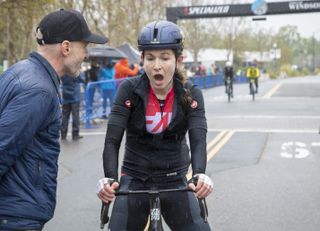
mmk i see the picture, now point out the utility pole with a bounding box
[312,28,320,74]
[313,35,316,73]
[273,43,277,74]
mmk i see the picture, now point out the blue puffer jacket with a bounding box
[0,51,61,230]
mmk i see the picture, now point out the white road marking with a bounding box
[208,115,320,119]
[78,129,318,136]
[280,142,310,159]
[187,130,235,179]
[207,128,317,133]
[311,142,320,147]
[206,95,256,101]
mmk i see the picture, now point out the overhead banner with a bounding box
[166,1,320,23]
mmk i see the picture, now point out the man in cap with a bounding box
[0,9,107,230]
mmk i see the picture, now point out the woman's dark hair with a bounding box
[172,49,192,108]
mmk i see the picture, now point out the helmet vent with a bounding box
[152,28,159,43]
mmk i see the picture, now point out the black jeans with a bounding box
[61,103,80,137]
[108,175,211,231]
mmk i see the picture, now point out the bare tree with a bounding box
[0,0,56,66]
[0,0,304,71]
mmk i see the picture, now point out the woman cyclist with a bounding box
[97,20,213,231]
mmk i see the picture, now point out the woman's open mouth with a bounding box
[154,74,164,81]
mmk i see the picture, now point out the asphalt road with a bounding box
[45,75,320,231]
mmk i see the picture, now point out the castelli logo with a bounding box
[125,100,131,108]
[191,100,198,108]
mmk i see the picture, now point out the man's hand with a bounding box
[96,178,119,203]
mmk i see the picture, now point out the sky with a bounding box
[228,0,320,38]
[253,12,320,38]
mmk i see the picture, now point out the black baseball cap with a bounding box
[36,9,108,45]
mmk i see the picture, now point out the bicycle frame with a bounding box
[249,78,256,101]
[226,77,232,102]
[100,187,207,231]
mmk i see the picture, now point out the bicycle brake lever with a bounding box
[100,202,110,229]
[189,176,209,223]
[198,198,209,223]
[188,175,199,186]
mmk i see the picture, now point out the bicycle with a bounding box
[100,182,208,230]
[225,77,233,103]
[249,78,256,101]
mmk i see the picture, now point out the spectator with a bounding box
[137,61,145,75]
[215,65,222,75]
[114,58,139,79]
[195,63,201,75]
[207,63,216,76]
[98,58,115,118]
[85,59,100,112]
[114,58,139,89]
[61,74,84,140]
[0,9,107,231]
[199,64,207,76]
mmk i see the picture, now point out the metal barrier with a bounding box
[189,74,247,89]
[234,75,249,84]
[84,79,116,128]
[82,74,248,128]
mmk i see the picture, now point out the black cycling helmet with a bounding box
[137,20,184,52]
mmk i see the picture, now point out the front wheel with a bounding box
[249,81,255,101]
[226,79,232,103]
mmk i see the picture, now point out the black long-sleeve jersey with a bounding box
[102,74,208,182]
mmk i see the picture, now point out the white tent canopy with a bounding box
[183,48,233,67]
[243,50,281,63]
[184,48,281,66]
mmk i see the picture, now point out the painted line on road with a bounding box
[207,130,235,161]
[262,82,283,99]
[76,128,319,137]
[208,128,318,133]
[208,115,320,119]
[311,142,320,147]
[186,130,235,179]
[206,130,229,151]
